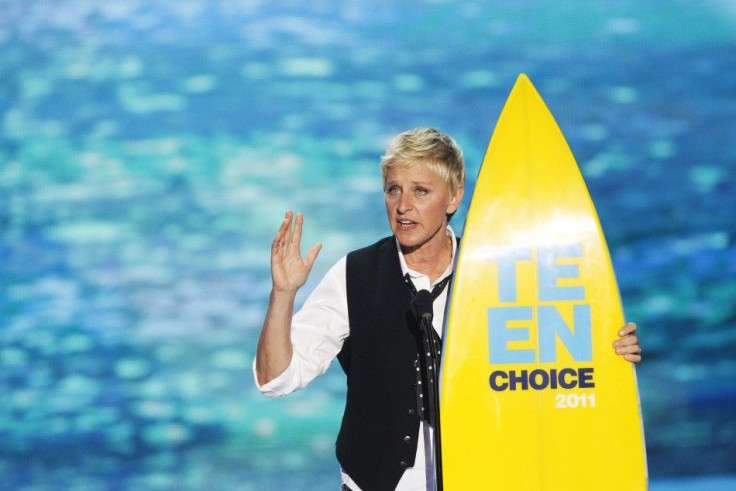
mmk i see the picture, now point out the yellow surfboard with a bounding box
[440,74,647,489]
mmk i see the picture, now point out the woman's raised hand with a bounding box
[256,211,321,385]
[271,211,322,294]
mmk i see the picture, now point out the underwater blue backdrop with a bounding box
[1,1,734,489]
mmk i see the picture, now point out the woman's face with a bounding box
[384,162,463,253]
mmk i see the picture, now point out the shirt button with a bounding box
[400,461,408,469]
[404,435,412,444]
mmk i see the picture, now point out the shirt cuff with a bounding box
[252,357,301,397]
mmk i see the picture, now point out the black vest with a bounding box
[336,236,424,491]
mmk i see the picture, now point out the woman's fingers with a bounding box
[624,352,642,363]
[270,211,321,292]
[305,242,323,269]
[292,212,304,254]
[618,322,637,337]
[613,322,641,363]
[278,211,308,256]
[273,211,294,253]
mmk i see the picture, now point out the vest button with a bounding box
[400,461,408,469]
[404,435,412,444]
[408,408,415,416]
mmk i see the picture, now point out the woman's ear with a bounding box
[447,184,465,214]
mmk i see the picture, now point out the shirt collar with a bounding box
[396,225,457,287]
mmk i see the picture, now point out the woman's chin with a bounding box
[397,236,422,253]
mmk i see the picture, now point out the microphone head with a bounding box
[410,289,434,321]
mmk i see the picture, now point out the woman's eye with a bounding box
[386,186,400,196]
[416,188,428,196]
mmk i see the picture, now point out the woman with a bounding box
[254,128,641,491]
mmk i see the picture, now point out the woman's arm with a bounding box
[255,211,322,385]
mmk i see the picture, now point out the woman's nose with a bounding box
[397,194,412,213]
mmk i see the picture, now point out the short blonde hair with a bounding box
[380,127,465,196]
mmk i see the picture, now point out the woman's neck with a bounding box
[402,228,453,284]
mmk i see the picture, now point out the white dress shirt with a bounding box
[254,226,457,491]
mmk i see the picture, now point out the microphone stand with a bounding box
[418,310,443,491]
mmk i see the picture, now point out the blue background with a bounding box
[1,1,734,489]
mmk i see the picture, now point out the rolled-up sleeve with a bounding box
[253,257,349,397]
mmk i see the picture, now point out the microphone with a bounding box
[411,289,434,326]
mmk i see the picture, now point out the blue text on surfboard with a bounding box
[489,367,594,391]
[486,243,592,364]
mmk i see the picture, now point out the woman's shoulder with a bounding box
[347,235,396,261]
